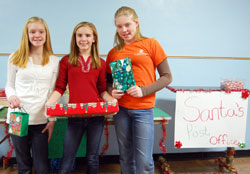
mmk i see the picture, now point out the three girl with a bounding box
[6,6,172,174]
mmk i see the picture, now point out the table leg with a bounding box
[0,135,9,144]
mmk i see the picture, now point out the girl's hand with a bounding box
[8,95,21,109]
[106,98,118,116]
[45,91,62,106]
[126,86,143,98]
[112,89,124,99]
[42,121,55,142]
[45,100,54,106]
[112,98,118,103]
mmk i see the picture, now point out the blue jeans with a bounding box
[114,106,154,174]
[10,124,49,174]
[58,117,104,174]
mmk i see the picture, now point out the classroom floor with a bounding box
[1,156,250,174]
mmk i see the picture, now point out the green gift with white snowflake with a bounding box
[109,57,136,91]
[8,109,29,137]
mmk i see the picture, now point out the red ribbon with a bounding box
[100,118,109,157]
[216,157,238,174]
[166,86,249,99]
[228,151,235,156]
[165,169,172,174]
[159,117,167,153]
[4,122,14,164]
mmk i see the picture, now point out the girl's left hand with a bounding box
[126,86,143,98]
[42,121,56,142]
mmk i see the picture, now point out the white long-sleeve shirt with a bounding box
[5,54,59,125]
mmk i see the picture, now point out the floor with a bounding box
[1,156,250,174]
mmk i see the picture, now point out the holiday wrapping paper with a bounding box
[109,57,136,91]
[220,79,244,90]
[8,111,29,136]
[46,101,119,117]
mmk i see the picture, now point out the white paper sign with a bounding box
[175,91,248,148]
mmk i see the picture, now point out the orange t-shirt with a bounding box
[106,38,167,109]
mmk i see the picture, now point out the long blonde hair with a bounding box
[114,6,146,50]
[68,22,101,69]
[10,16,53,68]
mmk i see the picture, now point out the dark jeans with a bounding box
[58,117,104,174]
[10,124,49,174]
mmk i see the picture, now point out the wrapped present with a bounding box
[221,79,244,90]
[8,109,29,137]
[109,57,136,91]
[46,101,119,117]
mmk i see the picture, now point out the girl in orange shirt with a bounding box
[106,6,172,174]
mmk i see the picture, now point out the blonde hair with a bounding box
[114,6,146,50]
[10,16,53,68]
[68,22,101,69]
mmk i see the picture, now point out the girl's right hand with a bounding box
[8,95,21,109]
[112,89,124,99]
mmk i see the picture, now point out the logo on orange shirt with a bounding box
[134,49,148,56]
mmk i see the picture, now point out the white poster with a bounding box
[174,91,248,148]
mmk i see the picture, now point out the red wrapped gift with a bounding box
[46,101,119,118]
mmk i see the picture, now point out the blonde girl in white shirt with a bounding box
[5,16,59,174]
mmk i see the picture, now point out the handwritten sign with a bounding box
[175,91,248,148]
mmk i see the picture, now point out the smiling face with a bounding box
[27,22,46,48]
[76,26,95,54]
[115,15,139,44]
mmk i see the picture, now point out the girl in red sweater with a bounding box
[46,22,115,174]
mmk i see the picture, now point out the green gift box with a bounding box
[9,109,29,137]
[109,57,136,91]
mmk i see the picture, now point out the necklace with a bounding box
[78,56,92,73]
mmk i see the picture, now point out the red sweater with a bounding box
[55,55,107,103]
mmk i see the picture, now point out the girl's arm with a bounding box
[46,56,69,106]
[44,90,62,142]
[141,58,172,96]
[5,56,21,108]
[44,57,63,142]
[45,57,61,124]
[100,91,116,102]
[48,56,60,96]
[127,58,172,97]
[46,90,62,106]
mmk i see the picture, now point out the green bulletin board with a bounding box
[48,118,86,159]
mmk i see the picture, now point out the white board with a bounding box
[175,91,248,148]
